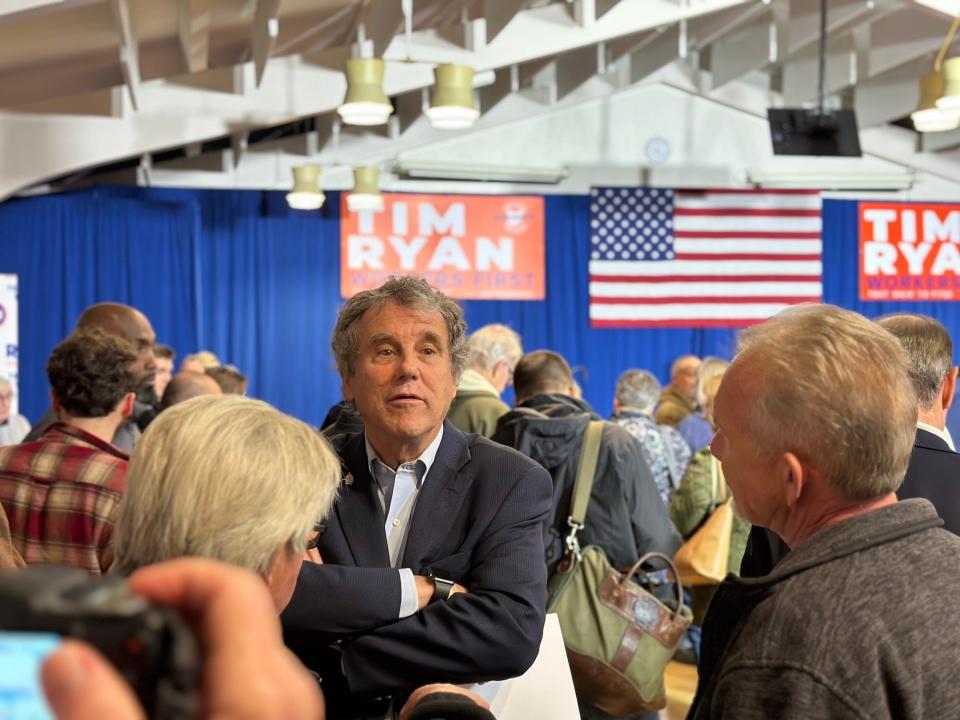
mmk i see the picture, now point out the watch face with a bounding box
[645,137,671,166]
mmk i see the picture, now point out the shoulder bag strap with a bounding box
[710,455,729,504]
[564,420,604,554]
[655,425,681,490]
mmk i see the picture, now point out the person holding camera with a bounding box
[41,558,326,720]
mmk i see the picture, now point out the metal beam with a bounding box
[251,0,282,87]
[178,0,211,74]
[357,0,404,59]
[10,87,126,117]
[689,2,768,49]
[703,8,776,87]
[556,43,606,100]
[109,0,140,110]
[629,25,683,83]
[484,0,526,43]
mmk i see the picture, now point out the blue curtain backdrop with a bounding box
[1,187,958,435]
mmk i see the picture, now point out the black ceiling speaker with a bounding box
[768,0,862,158]
[768,108,862,156]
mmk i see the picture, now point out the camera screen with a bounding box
[0,632,61,720]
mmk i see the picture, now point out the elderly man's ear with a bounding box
[942,367,958,412]
[781,452,806,509]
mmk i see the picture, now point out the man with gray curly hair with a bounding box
[283,276,552,720]
[690,304,960,719]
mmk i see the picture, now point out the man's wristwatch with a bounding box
[426,570,455,604]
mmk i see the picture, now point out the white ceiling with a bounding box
[0,0,958,200]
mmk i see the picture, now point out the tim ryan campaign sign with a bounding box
[340,193,545,300]
[860,202,960,301]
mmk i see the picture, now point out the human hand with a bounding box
[399,684,491,720]
[414,576,468,611]
[42,558,325,720]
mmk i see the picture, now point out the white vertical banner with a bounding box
[0,275,19,415]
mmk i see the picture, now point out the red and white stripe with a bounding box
[589,189,822,328]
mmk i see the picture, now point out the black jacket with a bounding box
[898,427,960,535]
[491,393,680,573]
[282,421,551,719]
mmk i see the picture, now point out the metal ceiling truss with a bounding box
[0,0,958,199]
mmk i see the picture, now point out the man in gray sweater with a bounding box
[689,303,960,719]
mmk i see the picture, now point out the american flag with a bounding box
[588,188,823,328]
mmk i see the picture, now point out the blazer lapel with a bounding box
[333,433,391,567]
[401,421,473,569]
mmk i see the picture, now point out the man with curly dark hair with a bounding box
[0,329,138,574]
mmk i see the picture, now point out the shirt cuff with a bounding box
[398,568,418,618]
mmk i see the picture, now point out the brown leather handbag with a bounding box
[547,421,692,715]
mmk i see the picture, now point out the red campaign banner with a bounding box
[860,201,960,301]
[340,193,545,300]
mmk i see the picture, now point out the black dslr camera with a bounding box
[0,565,200,719]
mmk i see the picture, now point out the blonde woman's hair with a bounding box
[112,395,340,576]
[695,357,729,409]
[735,303,916,501]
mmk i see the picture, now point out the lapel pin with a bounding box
[343,473,354,486]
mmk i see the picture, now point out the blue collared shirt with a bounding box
[364,426,444,618]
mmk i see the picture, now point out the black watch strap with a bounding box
[430,576,455,604]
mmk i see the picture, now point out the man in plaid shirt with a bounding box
[0,329,138,573]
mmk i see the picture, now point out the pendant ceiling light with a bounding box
[919,14,960,131]
[426,64,480,130]
[286,166,325,210]
[937,56,960,111]
[347,167,384,212]
[913,71,960,132]
[338,58,392,126]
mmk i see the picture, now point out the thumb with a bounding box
[41,640,146,720]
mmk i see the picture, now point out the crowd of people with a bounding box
[2,275,960,719]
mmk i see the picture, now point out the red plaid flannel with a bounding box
[0,422,128,574]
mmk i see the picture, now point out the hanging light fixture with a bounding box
[338,58,392,126]
[937,56,960,111]
[286,165,325,210]
[913,14,960,131]
[913,71,960,132]
[426,64,480,130]
[347,167,384,212]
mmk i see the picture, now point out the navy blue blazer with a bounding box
[281,420,552,703]
[898,428,960,536]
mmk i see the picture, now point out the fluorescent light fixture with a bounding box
[426,64,480,130]
[286,165,325,210]
[748,170,915,191]
[346,167,384,212]
[338,58,392,126]
[395,160,568,184]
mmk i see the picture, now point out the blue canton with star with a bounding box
[589,187,676,262]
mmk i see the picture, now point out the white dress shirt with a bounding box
[365,427,444,618]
